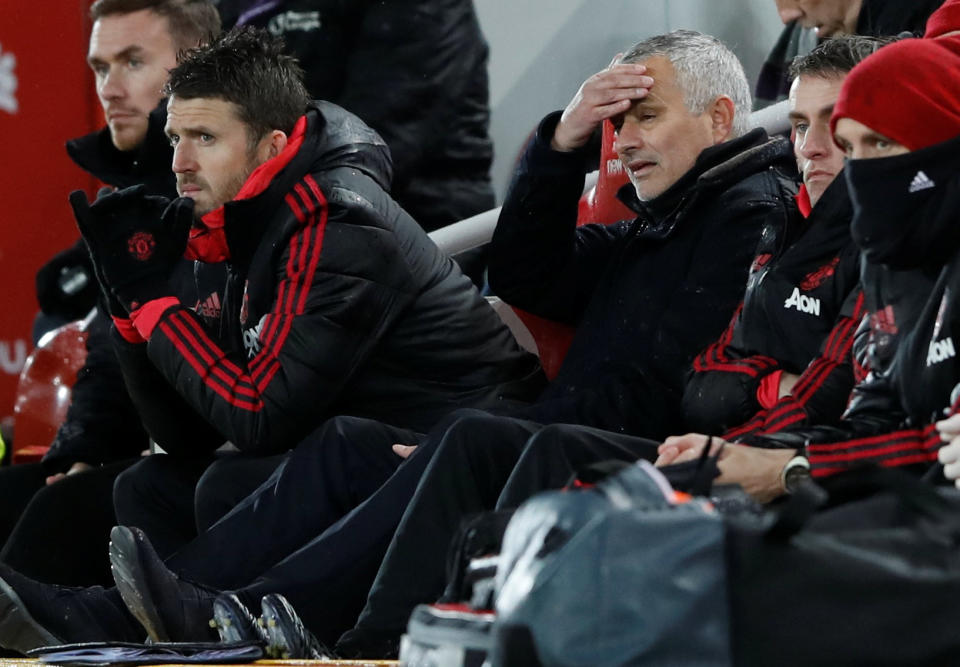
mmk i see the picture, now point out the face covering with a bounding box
[845,135,960,270]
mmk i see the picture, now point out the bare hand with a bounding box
[713,445,794,503]
[778,372,801,398]
[937,413,960,488]
[655,433,718,467]
[393,444,417,459]
[551,56,654,152]
[45,461,93,486]
[656,435,793,503]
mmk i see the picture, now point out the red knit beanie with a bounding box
[831,37,960,151]
[926,0,960,38]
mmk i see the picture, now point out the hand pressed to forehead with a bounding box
[69,185,194,313]
[551,60,655,152]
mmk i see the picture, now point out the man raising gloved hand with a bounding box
[70,185,194,342]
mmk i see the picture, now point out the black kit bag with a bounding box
[728,467,960,666]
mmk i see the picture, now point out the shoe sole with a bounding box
[109,526,169,643]
[0,575,63,654]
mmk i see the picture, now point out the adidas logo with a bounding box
[195,292,222,319]
[908,170,935,193]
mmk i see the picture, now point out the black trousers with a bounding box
[0,459,137,586]
[345,420,660,644]
[158,415,422,646]
[113,452,287,559]
[157,412,655,647]
[0,463,48,547]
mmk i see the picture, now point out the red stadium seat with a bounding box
[11,316,91,464]
[514,120,632,379]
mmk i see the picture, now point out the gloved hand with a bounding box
[69,185,194,313]
[70,187,126,319]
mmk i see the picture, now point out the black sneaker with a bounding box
[0,562,142,655]
[259,594,333,659]
[211,593,267,647]
[109,526,219,643]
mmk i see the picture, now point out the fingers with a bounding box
[943,455,960,482]
[936,413,960,439]
[552,63,653,151]
[167,198,196,260]
[658,433,710,454]
[68,190,94,239]
[654,445,679,467]
[673,447,707,464]
[45,473,65,486]
[938,438,960,465]
[393,444,417,459]
[69,189,91,217]
[585,66,653,106]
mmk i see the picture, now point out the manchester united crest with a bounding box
[127,231,156,261]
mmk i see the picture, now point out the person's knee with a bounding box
[194,454,286,531]
[521,423,577,458]
[428,412,530,468]
[194,457,241,531]
[113,455,170,513]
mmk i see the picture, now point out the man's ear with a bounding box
[259,129,288,162]
[708,96,736,144]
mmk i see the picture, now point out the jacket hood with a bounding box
[298,100,393,191]
[65,101,176,198]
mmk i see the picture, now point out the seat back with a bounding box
[12,316,90,464]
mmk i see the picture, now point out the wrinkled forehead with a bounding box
[624,55,685,108]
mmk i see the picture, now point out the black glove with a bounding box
[69,185,194,313]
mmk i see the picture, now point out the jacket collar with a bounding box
[191,114,309,269]
[616,128,791,235]
[804,170,852,231]
[65,102,176,197]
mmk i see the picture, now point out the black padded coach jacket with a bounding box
[489,112,796,439]
[114,101,542,455]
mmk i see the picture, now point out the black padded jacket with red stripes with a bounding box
[112,101,544,455]
[681,174,864,437]
[744,135,960,478]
